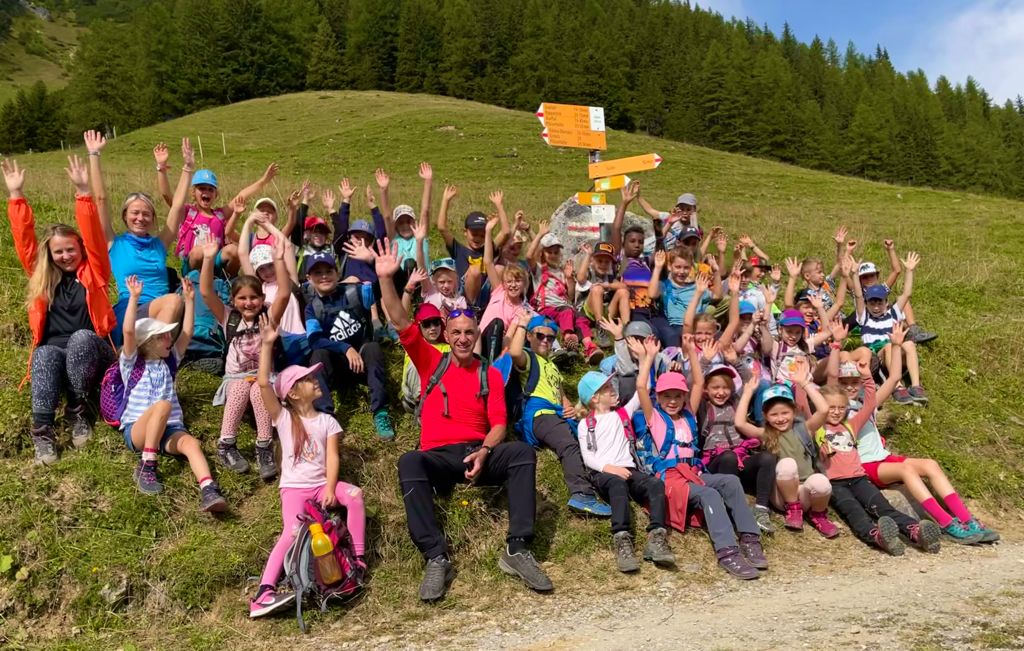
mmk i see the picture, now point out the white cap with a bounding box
[676,193,697,207]
[858,261,878,276]
[249,244,274,269]
[540,233,562,249]
[135,318,177,347]
[254,197,278,213]
[393,204,415,221]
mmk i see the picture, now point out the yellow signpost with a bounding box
[592,175,631,192]
[587,153,662,179]
[573,192,606,205]
[536,103,607,150]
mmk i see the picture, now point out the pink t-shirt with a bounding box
[422,284,467,315]
[222,310,261,375]
[263,281,305,334]
[480,284,533,331]
[647,411,695,462]
[276,409,342,488]
[176,205,227,257]
[817,422,865,480]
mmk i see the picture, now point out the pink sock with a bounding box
[942,492,973,523]
[198,476,214,489]
[919,497,953,528]
[142,447,158,463]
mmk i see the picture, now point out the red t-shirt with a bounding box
[400,323,506,450]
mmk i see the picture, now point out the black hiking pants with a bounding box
[706,449,778,509]
[830,476,918,545]
[531,414,594,497]
[590,469,666,534]
[310,342,387,414]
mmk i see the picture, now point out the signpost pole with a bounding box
[589,150,613,243]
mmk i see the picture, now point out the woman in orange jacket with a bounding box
[4,137,116,465]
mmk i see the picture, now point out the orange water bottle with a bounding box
[309,523,342,585]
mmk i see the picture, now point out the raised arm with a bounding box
[894,252,918,312]
[83,131,111,242]
[647,250,666,298]
[735,375,765,438]
[851,261,866,319]
[632,336,659,424]
[374,239,410,332]
[267,238,292,325]
[418,162,433,239]
[198,242,227,324]
[175,277,195,358]
[375,168,392,239]
[483,216,503,289]
[3,158,37,274]
[159,137,195,248]
[687,335,706,413]
[875,322,905,404]
[256,314,283,421]
[153,142,174,207]
[227,163,279,222]
[798,362,831,432]
[883,239,903,287]
[526,221,547,268]
[508,309,532,369]
[576,243,593,284]
[402,267,427,315]
[719,270,743,345]
[636,194,662,220]
[237,212,258,276]
[437,183,457,249]
[831,225,847,279]
[488,190,511,249]
[611,180,639,252]
[738,234,768,263]
[67,155,111,282]
[682,272,711,335]
[783,256,801,308]
[122,276,143,357]
[824,256,852,320]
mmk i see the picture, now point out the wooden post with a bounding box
[221,132,226,156]
[197,135,205,166]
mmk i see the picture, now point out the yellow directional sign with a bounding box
[537,103,607,150]
[574,192,606,205]
[592,175,631,192]
[587,153,662,179]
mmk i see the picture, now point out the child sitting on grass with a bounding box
[400,303,450,413]
[576,370,675,573]
[575,241,630,326]
[852,251,927,405]
[649,247,721,347]
[120,275,226,512]
[250,315,366,618]
[855,238,936,343]
[436,183,509,306]
[631,337,768,580]
[480,215,534,345]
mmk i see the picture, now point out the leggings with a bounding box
[706,449,778,509]
[31,330,114,427]
[538,306,592,339]
[260,482,366,587]
[219,379,272,444]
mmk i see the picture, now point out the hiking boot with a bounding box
[584,342,604,366]
[134,461,163,495]
[418,555,456,602]
[871,516,905,556]
[612,531,640,573]
[807,510,840,539]
[249,587,295,618]
[643,527,676,567]
[567,493,612,517]
[373,410,395,440]
[783,502,804,531]
[498,548,553,592]
[217,440,250,473]
[907,520,941,553]
[738,533,768,570]
[908,386,929,405]
[961,518,998,543]
[187,356,224,376]
[562,333,580,352]
[753,505,775,535]
[69,405,92,449]
[892,387,914,405]
[31,425,58,466]
[254,442,278,482]
[906,324,937,344]
[717,546,759,580]
[199,483,227,513]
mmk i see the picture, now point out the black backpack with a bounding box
[506,349,542,440]
[415,352,490,424]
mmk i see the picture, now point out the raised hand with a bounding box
[738,234,755,249]
[846,239,858,254]
[695,272,711,295]
[890,321,907,346]
[789,355,810,385]
[829,317,849,344]
[153,142,169,167]
[412,214,429,240]
[727,269,741,295]
[580,242,593,256]
[287,189,301,210]
[715,232,728,254]
[598,316,624,339]
[653,250,667,268]
[834,225,848,245]
[181,276,195,302]
[515,308,533,329]
[373,238,400,278]
[442,184,458,202]
[744,374,760,394]
[808,292,824,312]
[538,220,550,236]
[374,167,390,190]
[300,179,314,204]
[339,178,355,202]
[84,130,106,155]
[321,188,336,213]
[785,256,801,277]
[681,333,696,356]
[342,238,375,263]
[64,155,89,194]
[418,162,433,181]
[231,195,246,216]
[883,239,895,250]
[621,179,639,203]
[272,235,286,261]
[562,260,574,278]
[2,158,25,196]
[514,210,529,230]
[259,313,280,343]
[365,184,377,208]
[261,163,280,184]
[201,241,219,260]
[406,267,428,290]
[722,341,738,364]
[839,254,854,277]
[126,275,144,298]
[485,216,499,233]
[769,264,782,283]
[702,338,720,361]
[181,137,195,171]
[488,190,504,207]
[761,284,778,307]
[902,251,920,271]
[626,336,645,360]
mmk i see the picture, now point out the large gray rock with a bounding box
[547,197,655,256]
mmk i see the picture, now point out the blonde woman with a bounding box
[4,145,116,465]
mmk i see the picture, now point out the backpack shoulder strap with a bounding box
[524,350,541,395]
[424,352,451,399]
[477,355,490,400]
[225,308,243,349]
[125,354,147,395]
[311,294,325,324]
[616,407,635,441]
[652,406,675,458]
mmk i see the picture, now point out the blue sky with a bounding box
[698,0,1024,104]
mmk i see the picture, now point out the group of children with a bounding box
[4,133,999,618]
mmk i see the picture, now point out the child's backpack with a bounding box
[633,406,700,479]
[99,355,179,428]
[283,499,362,633]
[415,351,491,423]
[507,349,543,442]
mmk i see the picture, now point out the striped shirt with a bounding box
[856,305,905,346]
[118,350,184,430]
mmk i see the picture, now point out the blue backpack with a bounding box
[633,406,700,479]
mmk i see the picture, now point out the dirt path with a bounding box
[313,539,1024,651]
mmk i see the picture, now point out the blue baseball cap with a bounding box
[864,285,889,301]
[303,250,337,274]
[349,220,374,237]
[465,211,488,230]
[599,356,618,376]
[738,300,756,315]
[430,257,456,274]
[192,169,218,188]
[527,315,559,334]
[761,383,795,407]
[578,371,614,407]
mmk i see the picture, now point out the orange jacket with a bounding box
[10,196,117,361]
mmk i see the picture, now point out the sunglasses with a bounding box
[420,318,443,329]
[532,332,557,343]
[448,308,477,320]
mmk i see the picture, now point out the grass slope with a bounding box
[0,13,81,105]
[0,90,1022,649]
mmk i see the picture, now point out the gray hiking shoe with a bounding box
[612,531,640,573]
[906,324,937,344]
[254,442,278,482]
[498,548,554,591]
[753,505,775,535]
[217,440,250,473]
[907,520,941,554]
[872,516,906,556]
[134,461,163,495]
[418,555,456,602]
[199,483,227,513]
[31,425,58,466]
[643,527,676,567]
[69,406,92,449]
[908,386,929,405]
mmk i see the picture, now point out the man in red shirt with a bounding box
[376,240,553,602]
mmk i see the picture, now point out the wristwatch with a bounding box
[481,445,494,454]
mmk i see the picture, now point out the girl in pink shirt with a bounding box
[250,316,367,619]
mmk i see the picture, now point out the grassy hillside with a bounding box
[0,12,81,105]
[0,90,1023,649]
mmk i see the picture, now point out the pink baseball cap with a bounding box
[655,372,689,394]
[274,363,323,399]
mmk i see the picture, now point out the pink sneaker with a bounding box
[249,587,295,619]
[784,502,804,531]
[584,342,604,365]
[807,510,840,539]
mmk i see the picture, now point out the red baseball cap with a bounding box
[304,215,329,230]
[414,303,443,323]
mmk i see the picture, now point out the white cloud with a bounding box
[909,0,1024,103]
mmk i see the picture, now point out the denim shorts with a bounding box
[123,421,187,455]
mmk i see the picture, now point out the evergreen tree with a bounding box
[344,0,400,90]
[306,17,347,89]
[394,0,444,93]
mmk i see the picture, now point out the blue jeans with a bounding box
[123,421,186,454]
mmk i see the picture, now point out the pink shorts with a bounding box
[862,454,907,487]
